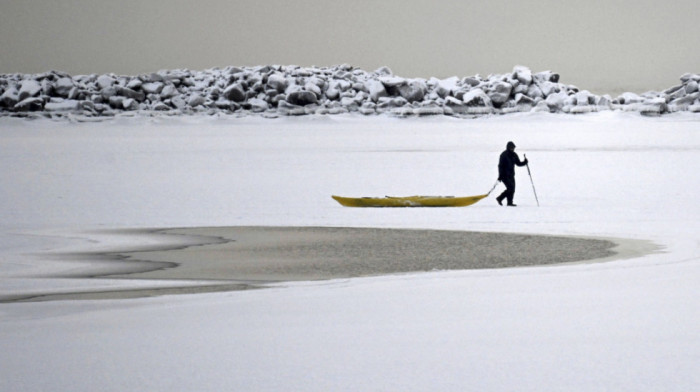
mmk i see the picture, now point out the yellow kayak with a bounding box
[331,194,489,207]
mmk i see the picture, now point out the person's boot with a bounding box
[496,195,504,206]
[507,203,517,207]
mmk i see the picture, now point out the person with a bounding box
[496,141,528,206]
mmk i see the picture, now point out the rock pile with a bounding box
[1,65,698,119]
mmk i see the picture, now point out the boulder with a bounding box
[223,83,246,102]
[444,96,469,115]
[534,71,559,84]
[0,87,19,108]
[108,96,126,109]
[304,82,322,97]
[513,66,533,85]
[378,76,406,89]
[669,92,699,109]
[306,76,326,89]
[680,73,700,83]
[514,93,535,106]
[142,82,164,95]
[277,100,305,116]
[325,84,341,101]
[122,98,138,110]
[54,77,75,97]
[14,97,44,111]
[143,72,165,83]
[526,84,544,99]
[664,84,683,95]
[668,85,686,100]
[171,96,187,110]
[487,81,512,106]
[45,99,81,112]
[248,98,269,112]
[68,86,80,100]
[340,96,358,110]
[41,79,54,96]
[378,76,405,97]
[366,80,388,102]
[538,81,558,97]
[618,92,643,105]
[685,80,698,94]
[117,86,146,101]
[462,77,481,87]
[152,102,171,111]
[18,80,42,101]
[352,82,368,93]
[96,75,116,89]
[188,94,206,107]
[126,78,143,90]
[287,90,318,106]
[267,73,288,93]
[358,102,376,115]
[398,80,426,102]
[513,82,529,95]
[545,91,568,112]
[160,84,179,99]
[414,101,444,116]
[462,88,492,107]
[374,66,393,76]
[640,97,667,116]
[574,91,592,106]
[596,95,612,108]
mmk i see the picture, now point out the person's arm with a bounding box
[513,152,528,166]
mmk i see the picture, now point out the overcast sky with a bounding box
[1,0,698,94]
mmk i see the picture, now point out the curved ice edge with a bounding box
[1,227,661,303]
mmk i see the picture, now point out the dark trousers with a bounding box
[497,177,516,205]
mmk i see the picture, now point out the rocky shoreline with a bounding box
[1,65,698,119]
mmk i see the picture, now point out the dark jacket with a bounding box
[498,149,527,180]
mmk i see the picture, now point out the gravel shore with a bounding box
[12,226,657,302]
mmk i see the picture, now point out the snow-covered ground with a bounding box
[0,112,698,391]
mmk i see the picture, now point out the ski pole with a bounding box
[524,154,540,207]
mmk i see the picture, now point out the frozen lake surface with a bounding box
[0,112,698,391]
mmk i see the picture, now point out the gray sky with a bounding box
[1,0,698,94]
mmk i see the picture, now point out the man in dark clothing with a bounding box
[496,141,528,206]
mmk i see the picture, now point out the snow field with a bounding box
[0,112,698,391]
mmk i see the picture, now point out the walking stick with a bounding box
[524,154,540,207]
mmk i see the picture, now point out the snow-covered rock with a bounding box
[513,65,533,85]
[398,80,426,103]
[287,90,318,106]
[487,81,513,106]
[267,73,288,93]
[0,86,19,108]
[18,80,41,101]
[188,94,206,107]
[366,80,388,102]
[160,84,179,99]
[45,99,82,112]
[14,97,44,111]
[54,77,75,97]
[248,98,269,112]
[1,65,698,118]
[640,97,667,116]
[96,75,116,89]
[462,88,492,107]
[142,82,164,95]
[223,83,246,102]
[545,91,568,111]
